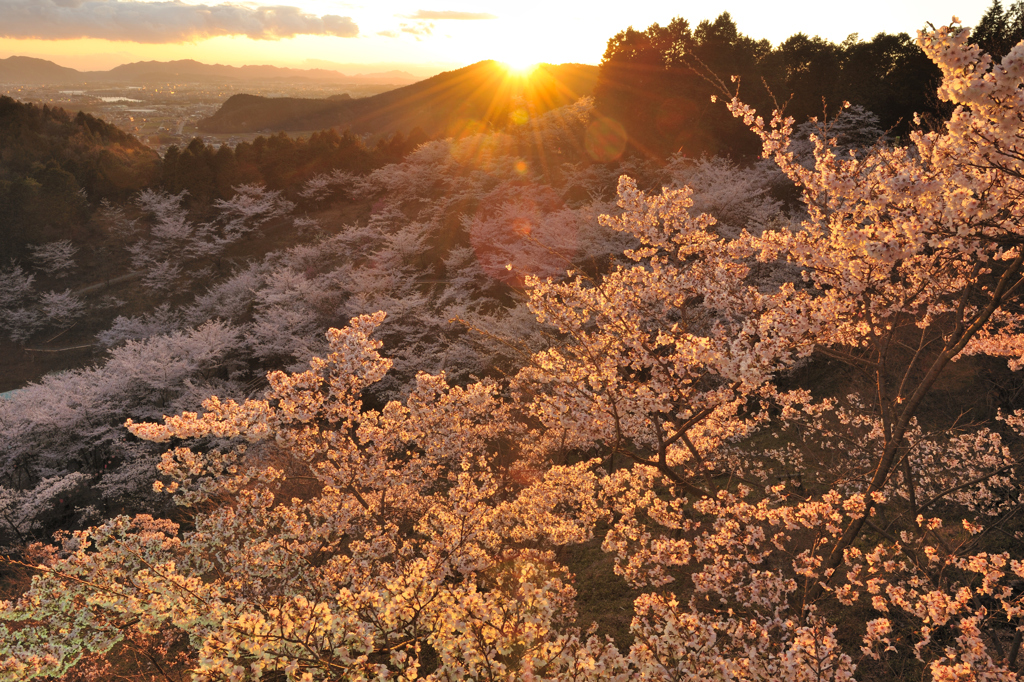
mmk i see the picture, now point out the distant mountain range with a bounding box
[197,61,599,137]
[0,56,420,85]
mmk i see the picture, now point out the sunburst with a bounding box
[501,58,539,76]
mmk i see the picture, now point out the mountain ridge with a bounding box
[0,56,420,85]
[197,60,599,137]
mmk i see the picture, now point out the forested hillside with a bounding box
[0,97,159,253]
[0,97,426,392]
[594,13,945,158]
[158,128,427,205]
[3,8,1024,682]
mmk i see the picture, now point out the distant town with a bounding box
[0,80,405,154]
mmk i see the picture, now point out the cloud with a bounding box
[0,0,360,42]
[400,22,433,37]
[377,30,398,38]
[405,10,496,20]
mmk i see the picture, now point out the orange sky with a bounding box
[0,1,992,74]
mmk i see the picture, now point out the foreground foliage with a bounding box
[4,20,1024,682]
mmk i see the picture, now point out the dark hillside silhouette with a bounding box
[594,14,772,159]
[157,127,424,204]
[595,13,947,159]
[197,61,598,136]
[970,0,1024,60]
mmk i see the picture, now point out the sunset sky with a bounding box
[0,0,993,74]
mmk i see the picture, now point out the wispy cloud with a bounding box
[0,0,360,43]
[405,10,497,20]
[400,22,434,40]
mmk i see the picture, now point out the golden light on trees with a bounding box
[4,17,1024,682]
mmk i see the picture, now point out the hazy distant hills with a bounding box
[0,56,83,84]
[0,56,419,85]
[197,61,599,137]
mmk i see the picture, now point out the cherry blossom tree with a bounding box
[127,186,295,293]
[0,321,251,544]
[27,240,77,278]
[37,289,85,329]
[5,21,1024,682]
[0,262,86,343]
[0,263,40,344]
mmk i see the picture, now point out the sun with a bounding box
[500,57,539,76]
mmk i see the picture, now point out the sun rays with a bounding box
[501,59,539,76]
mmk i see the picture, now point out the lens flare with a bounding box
[509,107,529,126]
[585,115,628,162]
